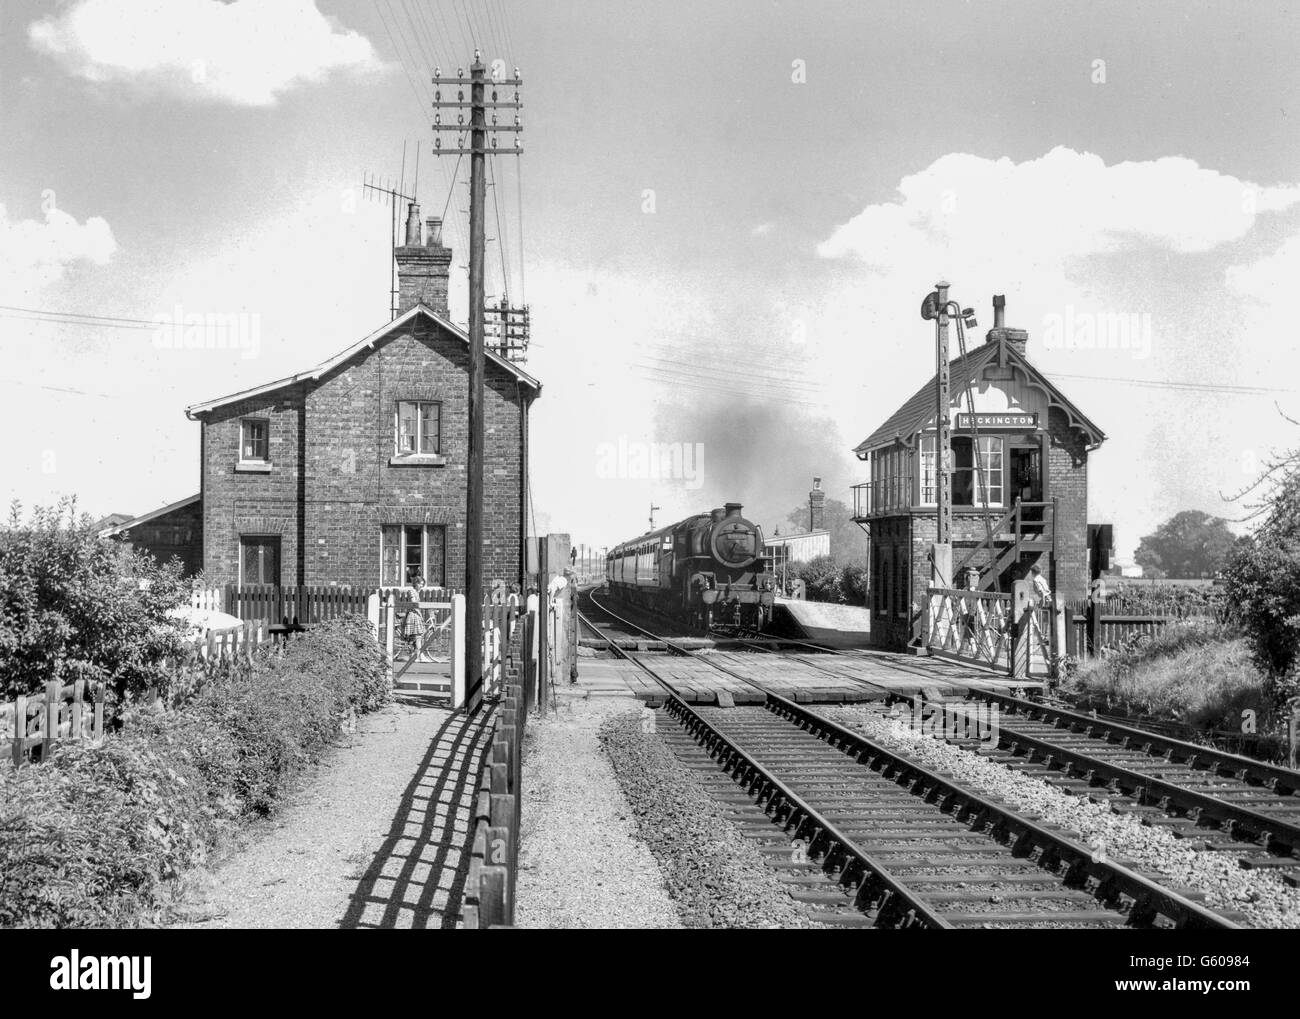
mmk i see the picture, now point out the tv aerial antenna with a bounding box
[362,140,420,321]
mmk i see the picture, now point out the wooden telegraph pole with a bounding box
[432,53,523,714]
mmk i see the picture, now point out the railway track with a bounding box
[717,625,1300,869]
[577,593,1239,929]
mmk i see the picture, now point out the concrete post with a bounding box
[1011,579,1032,679]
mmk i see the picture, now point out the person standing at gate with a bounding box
[402,573,425,656]
[1029,564,1051,604]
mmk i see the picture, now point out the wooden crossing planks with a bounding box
[575,647,1045,707]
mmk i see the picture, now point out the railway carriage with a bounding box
[605,502,775,632]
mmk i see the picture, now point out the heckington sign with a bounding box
[955,412,1038,429]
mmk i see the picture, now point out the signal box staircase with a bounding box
[952,499,1056,591]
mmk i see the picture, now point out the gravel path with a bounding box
[514,696,684,928]
[822,703,1300,928]
[169,697,493,929]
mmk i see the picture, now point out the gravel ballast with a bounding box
[600,708,824,928]
[822,703,1300,929]
[513,697,684,928]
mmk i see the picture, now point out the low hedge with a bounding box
[0,616,389,928]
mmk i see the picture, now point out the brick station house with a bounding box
[851,296,1104,650]
[104,206,540,593]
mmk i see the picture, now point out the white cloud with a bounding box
[29,0,382,106]
[751,222,774,237]
[0,201,117,302]
[819,146,1300,267]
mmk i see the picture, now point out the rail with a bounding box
[581,592,1234,927]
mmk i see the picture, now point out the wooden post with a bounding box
[367,591,380,643]
[12,695,26,766]
[44,679,59,760]
[71,680,84,741]
[1052,593,1066,681]
[538,540,550,715]
[451,594,466,710]
[384,590,396,679]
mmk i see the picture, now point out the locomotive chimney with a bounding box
[724,503,743,519]
[809,477,825,531]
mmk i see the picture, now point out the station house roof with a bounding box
[853,339,1105,456]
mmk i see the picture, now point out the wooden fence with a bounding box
[3,679,105,766]
[463,610,534,928]
[201,585,374,624]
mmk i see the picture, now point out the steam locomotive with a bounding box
[605,502,775,632]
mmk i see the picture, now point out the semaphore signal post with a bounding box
[431,52,523,714]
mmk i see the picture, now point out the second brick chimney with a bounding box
[985,294,1029,358]
[394,202,452,317]
[809,477,825,531]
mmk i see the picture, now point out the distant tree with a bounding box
[783,497,868,563]
[1133,511,1236,579]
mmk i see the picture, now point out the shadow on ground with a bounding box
[338,701,496,929]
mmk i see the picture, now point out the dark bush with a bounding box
[0,616,389,928]
[1223,533,1300,709]
[0,500,189,705]
[838,561,869,606]
[794,555,842,603]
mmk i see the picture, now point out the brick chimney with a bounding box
[985,294,1028,358]
[394,202,452,317]
[808,477,825,531]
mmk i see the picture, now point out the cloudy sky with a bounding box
[3,0,1300,560]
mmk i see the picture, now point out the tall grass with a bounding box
[1067,619,1269,731]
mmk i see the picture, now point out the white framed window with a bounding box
[395,401,441,456]
[380,524,447,587]
[240,418,269,462]
[919,435,937,505]
[952,436,1004,507]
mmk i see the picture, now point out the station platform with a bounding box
[575,648,1043,706]
[773,598,872,648]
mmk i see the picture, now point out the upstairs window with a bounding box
[395,401,441,456]
[919,436,937,504]
[240,418,269,462]
[953,436,1004,507]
